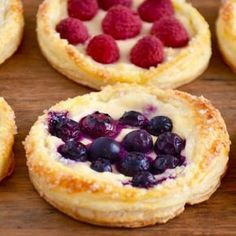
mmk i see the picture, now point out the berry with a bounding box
[89,137,121,163]
[58,140,88,161]
[102,5,142,40]
[56,17,89,45]
[179,155,186,166]
[151,16,189,48]
[152,154,179,174]
[98,0,132,10]
[87,34,120,64]
[119,152,150,176]
[138,0,174,22]
[68,0,98,21]
[147,116,173,136]
[119,111,148,128]
[91,158,112,172]
[154,132,185,156]
[79,111,118,138]
[122,130,153,153]
[132,171,156,188]
[130,36,164,69]
[48,112,80,142]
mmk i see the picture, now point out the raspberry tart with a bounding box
[37,0,211,89]
[0,98,16,182]
[0,0,24,65]
[24,84,230,227]
[216,0,236,73]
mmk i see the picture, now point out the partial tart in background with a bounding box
[0,98,16,182]
[37,0,211,89]
[24,84,230,228]
[216,0,236,73]
[0,0,24,65]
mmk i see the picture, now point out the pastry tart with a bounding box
[24,84,230,228]
[37,0,211,89]
[216,0,236,72]
[0,0,24,65]
[0,98,16,182]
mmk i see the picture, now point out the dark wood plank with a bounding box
[0,0,235,235]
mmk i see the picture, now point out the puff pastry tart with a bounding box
[37,0,211,89]
[216,0,236,72]
[24,84,230,228]
[0,98,16,182]
[0,0,24,65]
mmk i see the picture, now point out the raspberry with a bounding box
[102,6,142,40]
[151,17,190,48]
[130,36,164,69]
[138,0,174,22]
[87,34,120,64]
[56,17,89,45]
[68,0,98,21]
[98,0,132,11]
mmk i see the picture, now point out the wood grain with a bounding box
[0,0,235,235]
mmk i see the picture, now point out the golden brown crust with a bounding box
[0,98,17,182]
[24,84,230,227]
[37,0,211,90]
[216,0,236,72]
[0,0,24,65]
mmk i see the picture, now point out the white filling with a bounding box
[45,92,192,186]
[58,0,195,69]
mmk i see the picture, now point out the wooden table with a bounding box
[0,0,235,235]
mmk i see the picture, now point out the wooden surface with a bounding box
[0,0,235,235]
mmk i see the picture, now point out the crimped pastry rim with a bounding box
[37,0,211,89]
[0,98,16,181]
[24,84,230,227]
[0,0,24,65]
[216,0,236,72]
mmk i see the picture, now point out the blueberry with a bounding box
[119,111,148,127]
[154,132,185,155]
[132,171,156,188]
[48,112,80,142]
[91,158,112,173]
[119,152,150,177]
[89,137,121,163]
[152,154,179,174]
[79,111,118,139]
[147,116,173,136]
[122,130,153,153]
[58,140,88,161]
[179,155,186,166]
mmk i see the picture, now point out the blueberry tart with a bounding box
[216,0,236,73]
[37,0,211,89]
[24,84,230,227]
[0,0,24,65]
[0,98,16,182]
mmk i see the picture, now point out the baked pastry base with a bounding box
[0,98,16,182]
[0,153,15,182]
[25,84,230,228]
[37,0,211,90]
[0,0,24,65]
[216,0,236,72]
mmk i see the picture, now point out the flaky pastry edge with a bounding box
[37,0,211,90]
[24,84,230,227]
[0,0,24,65]
[0,97,16,182]
[216,0,236,72]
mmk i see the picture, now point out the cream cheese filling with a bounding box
[44,91,195,188]
[56,0,195,70]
